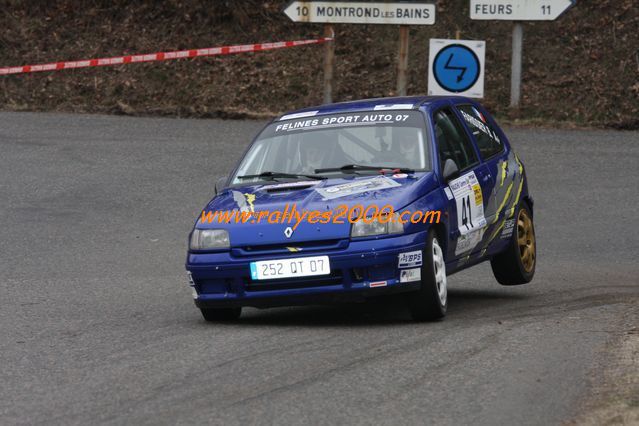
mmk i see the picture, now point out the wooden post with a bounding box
[323,24,335,104]
[510,22,523,109]
[397,25,409,96]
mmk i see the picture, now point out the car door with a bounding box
[432,107,494,261]
[453,103,507,226]
[453,103,526,257]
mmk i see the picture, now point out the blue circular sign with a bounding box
[433,44,480,93]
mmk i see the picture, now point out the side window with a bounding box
[433,108,479,172]
[457,105,503,159]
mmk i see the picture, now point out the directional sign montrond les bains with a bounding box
[470,0,575,20]
[284,1,436,25]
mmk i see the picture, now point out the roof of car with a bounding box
[276,95,475,121]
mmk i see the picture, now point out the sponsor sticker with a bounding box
[472,183,483,205]
[444,187,454,200]
[279,111,319,121]
[260,180,321,191]
[398,250,422,268]
[315,176,400,200]
[373,104,415,110]
[400,268,421,283]
[460,108,501,144]
[455,228,485,255]
[501,218,515,239]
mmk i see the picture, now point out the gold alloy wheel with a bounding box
[517,208,536,273]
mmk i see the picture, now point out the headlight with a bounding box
[351,213,404,238]
[190,229,230,250]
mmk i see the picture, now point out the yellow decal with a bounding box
[500,161,508,186]
[507,156,525,218]
[244,193,256,212]
[479,219,506,255]
[493,182,513,224]
[514,154,523,176]
[507,177,525,218]
[488,219,506,243]
[472,184,483,205]
[286,247,301,252]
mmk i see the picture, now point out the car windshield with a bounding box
[231,110,430,184]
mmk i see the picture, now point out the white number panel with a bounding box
[448,171,487,254]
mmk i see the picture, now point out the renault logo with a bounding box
[284,226,293,238]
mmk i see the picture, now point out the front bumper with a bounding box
[186,231,427,309]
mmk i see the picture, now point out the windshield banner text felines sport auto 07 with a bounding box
[263,110,425,138]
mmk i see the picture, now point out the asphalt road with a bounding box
[1,112,637,425]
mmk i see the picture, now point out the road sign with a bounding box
[469,1,576,107]
[470,0,575,21]
[428,39,486,98]
[283,1,436,25]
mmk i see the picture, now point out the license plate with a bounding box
[250,256,330,280]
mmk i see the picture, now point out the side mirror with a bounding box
[214,176,228,195]
[442,159,460,182]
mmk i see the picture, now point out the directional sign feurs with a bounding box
[470,0,575,21]
[284,1,436,25]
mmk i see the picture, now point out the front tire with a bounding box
[491,203,536,285]
[409,229,447,321]
[200,307,242,322]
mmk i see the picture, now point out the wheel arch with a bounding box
[429,222,448,260]
[523,195,534,218]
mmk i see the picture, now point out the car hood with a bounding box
[198,172,438,247]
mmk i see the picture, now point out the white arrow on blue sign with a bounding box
[470,0,575,21]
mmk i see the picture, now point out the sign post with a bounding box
[397,25,410,96]
[469,0,575,108]
[283,1,436,103]
[323,24,335,104]
[510,22,523,108]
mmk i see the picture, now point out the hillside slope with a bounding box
[0,0,637,128]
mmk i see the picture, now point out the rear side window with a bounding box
[433,108,479,172]
[457,105,503,160]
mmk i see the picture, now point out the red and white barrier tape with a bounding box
[0,36,333,76]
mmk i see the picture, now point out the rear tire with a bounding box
[409,229,447,321]
[200,307,242,322]
[491,203,536,285]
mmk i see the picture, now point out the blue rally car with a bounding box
[186,96,536,321]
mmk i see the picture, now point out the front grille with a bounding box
[244,271,343,292]
[243,239,341,252]
[233,239,348,257]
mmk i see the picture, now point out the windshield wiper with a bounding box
[237,171,326,181]
[315,164,415,174]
